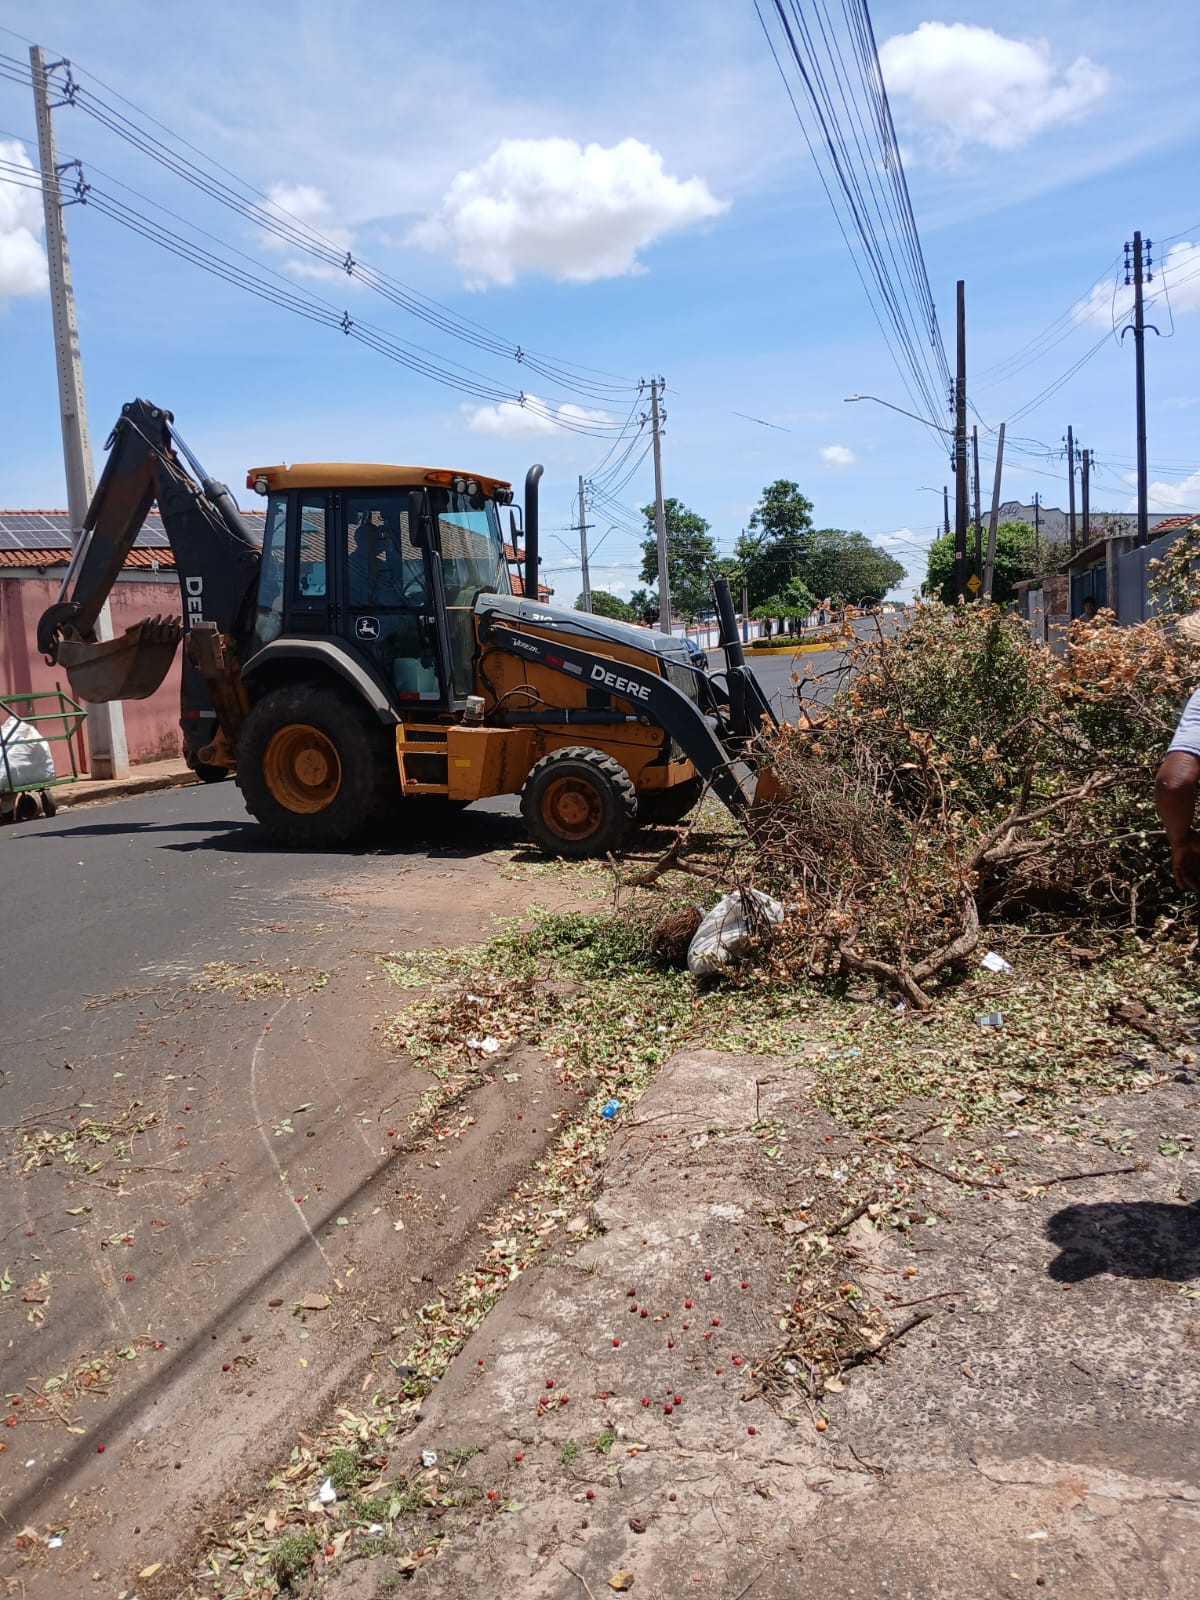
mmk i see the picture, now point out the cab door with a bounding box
[338,489,446,706]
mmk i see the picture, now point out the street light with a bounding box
[844,394,953,439]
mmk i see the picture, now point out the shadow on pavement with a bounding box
[1045,1199,1200,1283]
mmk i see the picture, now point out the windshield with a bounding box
[434,491,510,696]
[434,493,510,604]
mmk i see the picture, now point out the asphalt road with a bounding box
[0,781,518,1072]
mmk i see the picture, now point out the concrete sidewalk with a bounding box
[54,755,199,809]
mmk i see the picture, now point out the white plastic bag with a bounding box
[687,889,787,977]
[0,714,55,793]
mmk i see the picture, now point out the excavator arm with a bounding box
[37,399,261,762]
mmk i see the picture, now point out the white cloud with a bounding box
[879,24,1108,156]
[263,181,355,283]
[0,141,48,299]
[410,136,728,287]
[1144,468,1200,512]
[1073,241,1200,328]
[819,444,857,470]
[463,393,614,439]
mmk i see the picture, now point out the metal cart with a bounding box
[0,686,87,821]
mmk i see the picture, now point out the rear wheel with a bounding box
[237,682,394,847]
[521,746,637,858]
[636,774,704,827]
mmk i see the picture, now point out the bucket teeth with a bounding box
[57,616,183,702]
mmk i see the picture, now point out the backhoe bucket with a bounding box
[56,616,183,703]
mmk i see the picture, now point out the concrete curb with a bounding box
[58,769,199,810]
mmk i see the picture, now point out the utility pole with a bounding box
[1081,448,1091,544]
[942,484,950,538]
[1033,492,1041,564]
[954,280,968,599]
[1123,232,1154,546]
[983,421,1005,600]
[576,475,592,613]
[971,424,981,586]
[740,535,750,644]
[649,376,671,633]
[1065,425,1077,554]
[31,45,128,779]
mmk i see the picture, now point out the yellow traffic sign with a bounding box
[966,573,982,593]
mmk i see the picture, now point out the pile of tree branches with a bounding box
[748,596,1200,1007]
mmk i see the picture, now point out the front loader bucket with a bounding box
[57,616,183,703]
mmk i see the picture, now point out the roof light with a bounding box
[453,476,468,494]
[466,479,480,497]
[251,474,270,496]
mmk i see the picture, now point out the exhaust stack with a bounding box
[523,464,544,602]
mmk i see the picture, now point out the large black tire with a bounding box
[237,682,394,847]
[636,774,704,828]
[521,746,637,858]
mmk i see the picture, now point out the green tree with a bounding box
[736,480,815,610]
[628,587,658,624]
[639,499,720,621]
[801,529,904,607]
[751,576,818,631]
[576,589,635,621]
[925,520,1036,605]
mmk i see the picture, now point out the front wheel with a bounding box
[237,682,393,847]
[521,746,637,858]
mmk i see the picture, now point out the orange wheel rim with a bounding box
[541,775,603,841]
[263,724,341,814]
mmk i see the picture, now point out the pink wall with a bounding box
[0,574,185,773]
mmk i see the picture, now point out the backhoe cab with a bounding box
[38,400,776,854]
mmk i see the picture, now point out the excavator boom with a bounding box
[37,401,261,736]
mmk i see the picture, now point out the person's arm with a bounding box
[1156,750,1200,889]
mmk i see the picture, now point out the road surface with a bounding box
[0,622,875,1591]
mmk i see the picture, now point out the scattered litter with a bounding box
[686,889,787,976]
[47,1536,63,1550]
[893,1002,907,1014]
[608,1571,636,1592]
[783,1360,798,1376]
[601,1099,621,1120]
[976,1013,1004,1028]
[318,1477,337,1505]
[1025,1530,1048,1542]
[980,951,1013,974]
[421,1449,439,1469]
[367,1523,385,1536]
[466,1036,501,1055]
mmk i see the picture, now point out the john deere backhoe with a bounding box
[37,400,776,854]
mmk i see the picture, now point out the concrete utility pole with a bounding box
[983,421,1005,600]
[1065,425,1078,554]
[942,484,950,538]
[953,280,969,600]
[31,44,128,778]
[1081,447,1091,544]
[1033,492,1041,564]
[971,424,981,587]
[576,475,592,613]
[1123,232,1155,547]
[650,377,671,633]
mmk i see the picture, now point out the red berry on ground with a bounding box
[704,1272,711,1282]
[741,1281,749,1289]
[712,1317,720,1326]
[641,1397,650,1407]
[546,1379,555,1389]
[667,1339,675,1349]
[664,1403,673,1414]
[586,1489,595,1500]
[684,1300,692,1309]
[612,1338,620,1347]
[97,1444,105,1453]
[748,1426,756,1435]
[488,1490,497,1499]
[640,1308,648,1318]
[674,1394,682,1405]
[325,1544,335,1557]
[514,1452,524,1462]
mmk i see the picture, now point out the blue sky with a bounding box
[3,1,1200,604]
